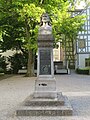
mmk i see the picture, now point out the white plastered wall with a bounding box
[77,54,90,68]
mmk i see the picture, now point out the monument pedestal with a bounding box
[16,77,73,116]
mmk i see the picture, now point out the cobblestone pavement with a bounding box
[0,71,90,120]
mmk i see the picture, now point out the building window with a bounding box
[85,58,90,67]
[88,31,90,34]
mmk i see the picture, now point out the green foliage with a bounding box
[0,0,25,51]
[60,15,86,39]
[0,68,4,73]
[8,53,27,74]
[18,4,45,22]
[76,68,90,75]
[0,0,86,50]
[0,0,88,76]
[17,3,45,51]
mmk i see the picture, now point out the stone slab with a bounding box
[35,77,56,93]
[33,91,57,98]
[38,34,54,41]
[56,69,68,74]
[16,106,72,116]
[35,80,56,91]
[23,93,64,106]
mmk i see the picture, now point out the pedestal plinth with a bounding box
[34,76,57,98]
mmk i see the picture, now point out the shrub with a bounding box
[0,68,4,73]
[76,68,90,75]
[8,53,27,74]
[0,55,7,73]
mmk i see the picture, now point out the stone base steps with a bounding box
[15,93,73,116]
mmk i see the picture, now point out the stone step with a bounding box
[24,100,64,106]
[16,106,73,116]
[23,94,65,106]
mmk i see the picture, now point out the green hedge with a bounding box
[0,68,4,73]
[76,68,90,75]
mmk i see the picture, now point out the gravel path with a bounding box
[0,72,90,120]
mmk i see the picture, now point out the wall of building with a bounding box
[53,42,60,61]
[75,54,90,69]
[75,6,90,69]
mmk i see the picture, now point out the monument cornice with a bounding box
[38,34,54,41]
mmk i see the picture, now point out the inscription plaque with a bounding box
[40,50,51,75]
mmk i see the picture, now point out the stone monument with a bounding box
[16,13,73,116]
[34,13,57,98]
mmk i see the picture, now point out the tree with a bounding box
[0,0,87,76]
[0,0,25,51]
[18,4,45,76]
[0,0,45,76]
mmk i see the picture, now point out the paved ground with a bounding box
[0,71,90,120]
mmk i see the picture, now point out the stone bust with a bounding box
[39,13,52,35]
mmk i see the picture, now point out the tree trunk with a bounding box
[26,49,35,77]
[25,18,35,77]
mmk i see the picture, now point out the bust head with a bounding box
[39,13,52,35]
[40,13,51,26]
[41,13,50,23]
